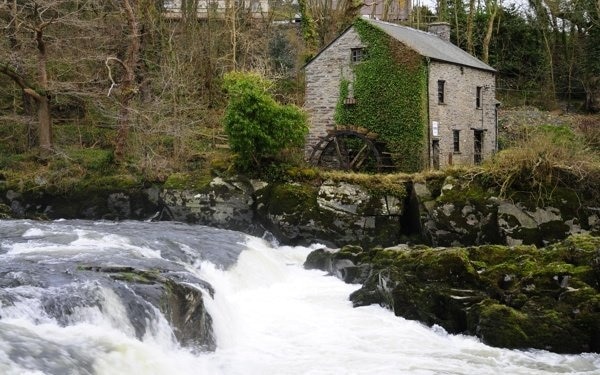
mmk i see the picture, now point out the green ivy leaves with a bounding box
[335,20,428,172]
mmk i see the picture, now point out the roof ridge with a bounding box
[362,18,495,72]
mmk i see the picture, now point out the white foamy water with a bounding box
[1,221,599,375]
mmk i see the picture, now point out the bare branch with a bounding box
[105,56,126,97]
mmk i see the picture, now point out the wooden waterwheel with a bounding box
[309,126,393,172]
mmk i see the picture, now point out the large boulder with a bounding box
[305,234,600,354]
[416,175,600,247]
[254,179,407,247]
[0,260,216,351]
[160,176,259,234]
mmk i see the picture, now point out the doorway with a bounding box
[432,140,440,170]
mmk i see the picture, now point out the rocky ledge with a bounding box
[305,234,600,354]
[0,260,215,351]
[1,172,599,248]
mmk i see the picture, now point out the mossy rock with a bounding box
[0,202,11,219]
[164,172,212,191]
[468,300,530,349]
[331,235,600,353]
[267,183,319,216]
[304,248,332,271]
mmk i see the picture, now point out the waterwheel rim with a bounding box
[310,129,384,172]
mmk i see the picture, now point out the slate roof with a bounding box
[364,18,495,72]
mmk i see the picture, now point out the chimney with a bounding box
[428,22,451,42]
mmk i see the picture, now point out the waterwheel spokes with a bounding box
[349,144,368,170]
[333,136,350,170]
[309,127,390,173]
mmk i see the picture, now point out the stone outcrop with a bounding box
[0,261,215,351]
[1,173,598,248]
[415,174,600,247]
[304,234,600,354]
[82,265,215,351]
[160,177,259,233]
[254,179,406,247]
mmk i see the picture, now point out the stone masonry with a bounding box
[304,28,364,158]
[304,20,497,169]
[428,62,497,168]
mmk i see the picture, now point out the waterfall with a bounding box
[1,220,599,374]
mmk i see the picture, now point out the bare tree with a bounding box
[106,0,141,159]
[0,1,60,151]
[481,0,499,63]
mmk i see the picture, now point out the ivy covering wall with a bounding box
[334,19,429,172]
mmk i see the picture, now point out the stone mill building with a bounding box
[304,18,498,171]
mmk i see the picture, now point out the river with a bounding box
[0,220,599,374]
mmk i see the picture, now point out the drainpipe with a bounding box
[495,101,500,153]
[426,57,431,169]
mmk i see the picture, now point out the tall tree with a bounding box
[0,1,60,151]
[106,0,141,159]
[481,0,499,63]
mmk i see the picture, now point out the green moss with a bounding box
[268,183,318,215]
[164,172,212,190]
[111,271,157,284]
[0,202,10,219]
[164,173,190,189]
[438,180,492,208]
[64,147,114,172]
[472,300,530,349]
[545,234,600,266]
[285,166,320,182]
[89,174,140,191]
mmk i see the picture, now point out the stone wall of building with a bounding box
[428,62,497,168]
[163,0,268,18]
[304,26,497,169]
[303,28,365,157]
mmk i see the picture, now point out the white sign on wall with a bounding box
[432,121,439,137]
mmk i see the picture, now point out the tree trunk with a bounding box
[466,0,475,54]
[37,95,52,151]
[481,0,498,64]
[115,0,141,160]
[35,28,52,151]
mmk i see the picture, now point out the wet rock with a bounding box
[0,259,216,351]
[80,265,215,351]
[160,177,257,234]
[306,234,600,354]
[255,181,405,247]
[0,203,10,219]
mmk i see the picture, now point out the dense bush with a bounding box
[222,71,308,171]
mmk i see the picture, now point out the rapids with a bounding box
[0,220,599,375]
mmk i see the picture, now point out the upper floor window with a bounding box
[476,86,482,108]
[453,129,460,153]
[351,48,366,63]
[438,80,445,104]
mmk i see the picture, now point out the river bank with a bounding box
[1,169,598,248]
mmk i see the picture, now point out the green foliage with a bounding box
[222,71,308,171]
[335,19,428,172]
[534,124,579,145]
[65,147,114,172]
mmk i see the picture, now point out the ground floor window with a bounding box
[452,130,460,153]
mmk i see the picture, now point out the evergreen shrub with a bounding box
[222,71,308,171]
